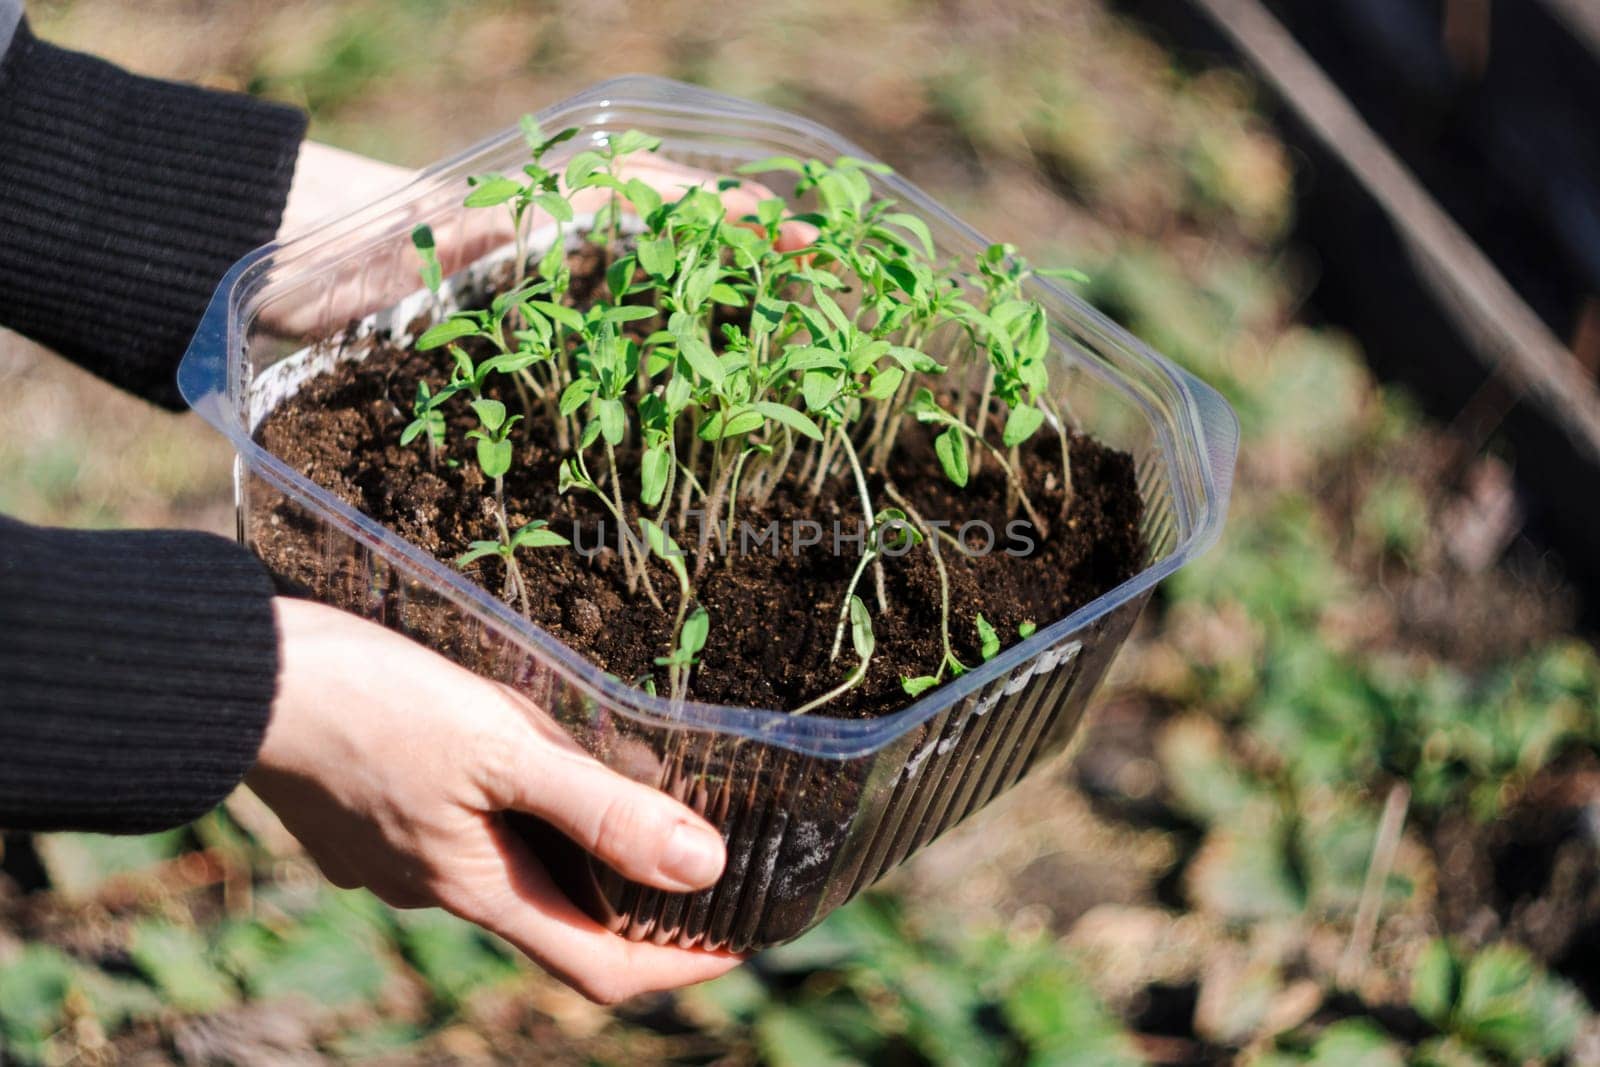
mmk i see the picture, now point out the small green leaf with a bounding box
[976,614,1000,661]
[1003,404,1047,447]
[532,190,573,222]
[737,155,805,175]
[457,541,506,566]
[464,176,523,207]
[848,596,875,660]
[411,224,442,293]
[902,675,939,697]
[882,212,935,258]
[638,236,676,279]
[677,334,726,386]
[602,305,658,324]
[597,397,626,445]
[559,378,597,417]
[934,427,969,487]
[476,436,513,479]
[862,366,905,401]
[1411,940,1460,1028]
[528,300,585,333]
[802,371,838,412]
[753,401,824,441]
[416,317,480,350]
[1018,620,1038,639]
[639,517,689,592]
[702,406,766,440]
[709,282,747,306]
[680,606,710,657]
[624,178,663,219]
[470,398,508,434]
[640,443,672,507]
[510,521,570,550]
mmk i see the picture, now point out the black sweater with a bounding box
[0,9,306,832]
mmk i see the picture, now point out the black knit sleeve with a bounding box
[0,517,280,833]
[0,15,308,409]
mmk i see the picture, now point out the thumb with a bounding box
[483,726,726,894]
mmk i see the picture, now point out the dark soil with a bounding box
[255,246,1144,718]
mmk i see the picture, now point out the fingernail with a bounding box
[662,822,724,887]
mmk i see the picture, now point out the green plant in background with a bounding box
[401,123,1090,711]
[1410,939,1589,1065]
[683,894,1141,1066]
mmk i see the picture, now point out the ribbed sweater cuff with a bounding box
[0,19,307,409]
[0,518,279,833]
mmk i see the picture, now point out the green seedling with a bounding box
[400,381,448,470]
[411,223,442,298]
[407,120,1087,706]
[458,520,569,616]
[795,597,875,715]
[976,614,1000,661]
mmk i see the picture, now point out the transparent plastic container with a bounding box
[179,76,1237,952]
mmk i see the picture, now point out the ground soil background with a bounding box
[4,1,1599,1064]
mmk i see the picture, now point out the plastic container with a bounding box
[179,76,1238,952]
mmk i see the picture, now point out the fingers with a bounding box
[445,820,744,1005]
[476,704,726,893]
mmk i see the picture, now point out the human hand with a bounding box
[265,140,813,334]
[250,597,740,1004]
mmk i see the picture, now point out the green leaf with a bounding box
[624,178,663,219]
[470,398,508,433]
[532,190,573,222]
[476,435,513,479]
[1037,265,1091,284]
[597,397,626,445]
[1018,620,1038,638]
[677,334,726,386]
[680,606,710,657]
[976,614,1000,661]
[902,675,939,697]
[848,596,875,660]
[559,378,597,417]
[862,366,905,401]
[128,922,235,1013]
[0,945,79,1046]
[702,406,766,440]
[511,525,569,550]
[737,155,806,176]
[527,299,585,333]
[411,224,442,293]
[640,443,672,508]
[602,305,659,324]
[1411,940,1460,1028]
[393,910,516,1006]
[802,370,838,412]
[1003,404,1047,447]
[887,345,942,373]
[638,517,689,591]
[564,150,605,187]
[608,129,661,156]
[934,427,969,487]
[883,212,935,258]
[416,317,480,350]
[464,175,523,207]
[784,346,846,372]
[457,541,506,566]
[637,235,676,279]
[753,401,824,441]
[709,282,748,306]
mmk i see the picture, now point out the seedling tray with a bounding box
[180,76,1237,951]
